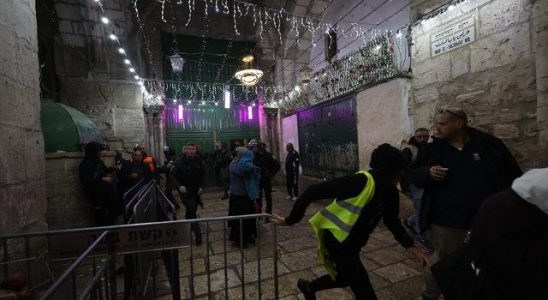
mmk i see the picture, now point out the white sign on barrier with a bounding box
[49,223,191,259]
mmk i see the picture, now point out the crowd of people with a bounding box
[77,107,547,300]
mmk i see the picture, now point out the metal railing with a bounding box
[1,178,281,299]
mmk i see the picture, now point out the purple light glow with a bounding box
[248,106,253,120]
[178,104,183,120]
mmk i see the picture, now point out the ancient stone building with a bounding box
[1,0,547,242]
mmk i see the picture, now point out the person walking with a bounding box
[248,140,280,215]
[285,143,300,201]
[213,142,232,200]
[170,142,206,245]
[400,128,434,252]
[272,144,428,300]
[409,107,522,300]
[79,142,120,226]
[228,147,261,248]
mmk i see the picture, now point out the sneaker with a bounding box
[417,237,434,253]
[286,195,293,200]
[403,219,417,235]
[297,278,316,300]
[291,196,298,201]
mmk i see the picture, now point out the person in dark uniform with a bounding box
[79,142,120,226]
[271,144,428,300]
[285,143,300,201]
[170,142,205,245]
[248,139,280,215]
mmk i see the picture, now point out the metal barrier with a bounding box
[1,179,281,299]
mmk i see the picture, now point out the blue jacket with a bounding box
[230,151,261,200]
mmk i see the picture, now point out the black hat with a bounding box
[84,141,105,158]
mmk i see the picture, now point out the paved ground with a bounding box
[157,185,429,300]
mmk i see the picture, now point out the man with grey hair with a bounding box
[409,107,522,300]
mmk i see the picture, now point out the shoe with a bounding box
[403,219,417,235]
[291,196,298,201]
[297,278,316,300]
[286,195,292,200]
[417,237,434,253]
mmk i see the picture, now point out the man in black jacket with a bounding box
[272,144,428,300]
[249,140,280,215]
[285,143,300,201]
[409,108,522,300]
[79,142,119,226]
[170,142,206,245]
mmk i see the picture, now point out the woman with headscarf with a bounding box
[228,146,261,248]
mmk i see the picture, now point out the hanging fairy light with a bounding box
[178,104,183,120]
[247,105,253,120]
[169,53,185,73]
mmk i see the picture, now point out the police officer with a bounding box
[272,144,428,299]
[170,142,205,245]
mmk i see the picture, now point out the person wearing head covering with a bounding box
[79,142,120,226]
[271,144,428,299]
[228,147,261,248]
[465,168,548,300]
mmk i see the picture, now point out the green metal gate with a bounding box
[165,104,260,186]
[297,95,359,179]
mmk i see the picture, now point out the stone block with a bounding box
[451,47,470,78]
[58,20,74,34]
[55,3,82,21]
[364,248,406,266]
[0,179,47,236]
[470,22,531,73]
[479,0,531,37]
[279,248,319,271]
[413,85,439,103]
[411,32,431,64]
[493,124,520,139]
[373,263,421,283]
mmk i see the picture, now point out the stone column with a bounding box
[0,0,47,235]
[144,105,163,159]
[533,0,548,158]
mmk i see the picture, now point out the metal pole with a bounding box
[206,221,211,298]
[256,218,261,299]
[239,219,245,300]
[223,221,228,300]
[25,237,31,288]
[274,224,279,300]
[189,223,195,300]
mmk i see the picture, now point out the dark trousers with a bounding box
[309,232,376,300]
[286,172,299,197]
[258,179,273,214]
[228,194,257,246]
[182,193,202,240]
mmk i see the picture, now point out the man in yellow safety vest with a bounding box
[272,144,428,300]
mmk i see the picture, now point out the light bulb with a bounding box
[109,34,117,40]
[129,68,135,73]
[124,59,130,64]
[134,75,140,80]
[118,48,125,54]
[101,17,109,24]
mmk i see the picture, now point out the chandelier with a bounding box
[234,55,263,87]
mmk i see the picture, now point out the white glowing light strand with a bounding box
[185,0,193,26]
[161,0,166,22]
[233,1,240,35]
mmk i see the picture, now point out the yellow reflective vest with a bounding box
[309,171,376,279]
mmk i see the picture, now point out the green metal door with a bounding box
[165,104,260,186]
[297,95,359,179]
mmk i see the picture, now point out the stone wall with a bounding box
[281,114,301,175]
[356,78,413,169]
[0,0,47,235]
[50,0,146,152]
[45,153,94,229]
[410,0,547,168]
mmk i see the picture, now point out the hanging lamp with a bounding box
[234,54,263,87]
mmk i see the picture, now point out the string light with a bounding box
[108,34,117,40]
[118,48,126,54]
[129,68,135,73]
[101,17,109,24]
[124,59,130,65]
